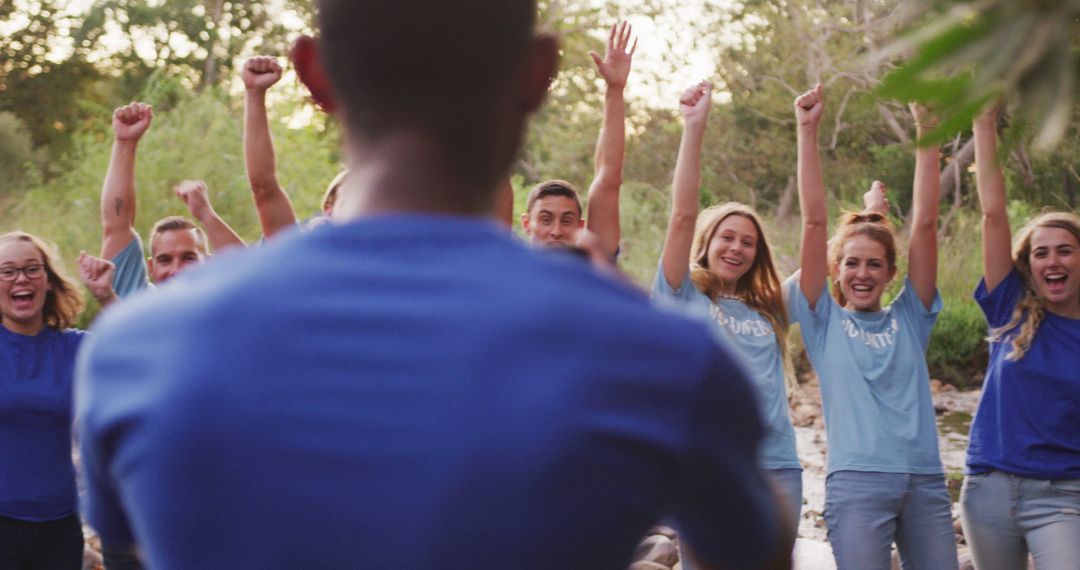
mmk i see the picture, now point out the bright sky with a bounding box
[5,0,737,111]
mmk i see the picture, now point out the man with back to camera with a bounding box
[76,1,793,568]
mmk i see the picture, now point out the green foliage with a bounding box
[0,112,43,194]
[879,0,1080,150]
[5,87,340,325]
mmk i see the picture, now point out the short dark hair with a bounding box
[525,180,582,216]
[150,216,207,254]
[316,0,537,184]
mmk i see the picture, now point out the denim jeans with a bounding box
[679,468,802,570]
[824,471,957,570]
[959,470,1080,570]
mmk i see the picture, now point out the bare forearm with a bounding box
[101,140,138,231]
[973,118,1006,218]
[244,89,281,193]
[197,211,246,253]
[593,86,626,185]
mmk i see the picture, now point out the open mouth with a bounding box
[720,256,743,268]
[9,291,35,310]
[1045,273,1068,295]
[850,283,874,294]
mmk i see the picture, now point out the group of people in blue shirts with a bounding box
[2,1,1079,568]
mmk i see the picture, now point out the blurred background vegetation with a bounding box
[2,0,1078,388]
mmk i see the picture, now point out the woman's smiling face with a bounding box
[0,238,51,334]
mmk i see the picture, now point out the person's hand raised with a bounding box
[589,21,637,90]
[112,102,153,143]
[243,56,283,92]
[794,84,825,128]
[679,81,713,126]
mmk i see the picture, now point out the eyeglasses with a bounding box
[0,264,46,282]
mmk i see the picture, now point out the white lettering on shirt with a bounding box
[710,304,774,338]
[841,317,900,349]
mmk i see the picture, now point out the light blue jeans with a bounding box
[824,471,958,570]
[679,468,802,570]
[959,470,1080,570]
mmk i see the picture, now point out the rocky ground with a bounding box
[629,374,997,570]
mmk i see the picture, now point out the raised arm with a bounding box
[660,81,713,290]
[77,251,118,309]
[907,103,941,309]
[174,180,245,253]
[243,56,299,238]
[100,103,152,260]
[585,21,636,259]
[973,105,1013,292]
[795,85,829,308]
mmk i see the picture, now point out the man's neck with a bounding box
[334,132,495,222]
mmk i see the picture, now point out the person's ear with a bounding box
[290,35,337,114]
[576,217,585,228]
[518,34,560,113]
[520,213,532,233]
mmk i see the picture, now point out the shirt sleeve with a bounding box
[786,275,832,352]
[892,278,943,350]
[110,236,150,299]
[974,268,1023,328]
[673,344,779,569]
[650,264,697,304]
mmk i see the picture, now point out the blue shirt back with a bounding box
[787,278,943,475]
[77,215,779,570]
[0,325,86,521]
[651,267,800,471]
[968,269,1080,479]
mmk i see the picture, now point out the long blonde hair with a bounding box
[990,212,1080,360]
[0,231,85,330]
[689,203,791,373]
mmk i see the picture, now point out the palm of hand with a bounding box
[598,53,631,86]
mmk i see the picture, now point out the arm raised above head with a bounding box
[586,21,637,259]
[795,85,829,309]
[907,103,941,310]
[100,103,152,260]
[174,180,245,253]
[243,56,299,238]
[973,104,1013,292]
[660,81,712,292]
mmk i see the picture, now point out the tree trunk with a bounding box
[198,0,225,92]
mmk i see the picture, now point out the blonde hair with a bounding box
[689,203,792,379]
[990,212,1080,360]
[828,212,897,307]
[0,231,85,330]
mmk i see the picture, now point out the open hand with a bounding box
[794,84,825,128]
[589,21,637,90]
[243,56,283,91]
[113,102,153,143]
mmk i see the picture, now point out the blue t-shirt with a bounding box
[110,236,151,298]
[0,325,86,522]
[77,215,779,570]
[968,269,1080,479]
[651,267,800,471]
[787,278,943,475]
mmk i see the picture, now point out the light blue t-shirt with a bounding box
[652,267,800,471]
[787,277,943,475]
[110,236,151,298]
